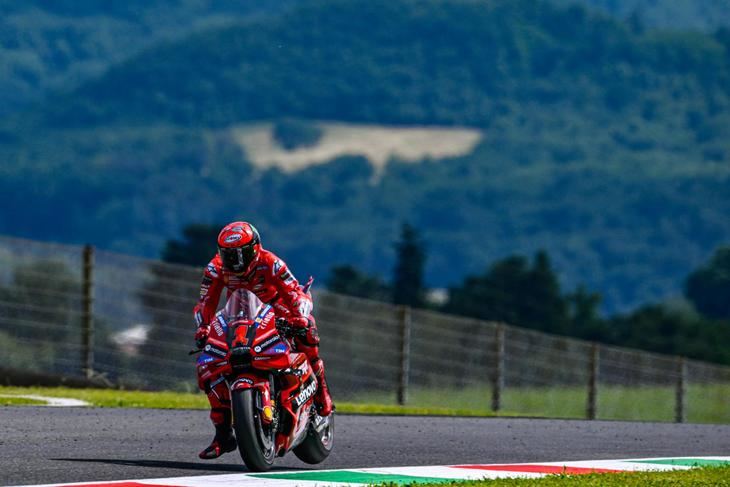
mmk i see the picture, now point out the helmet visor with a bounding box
[219,244,256,272]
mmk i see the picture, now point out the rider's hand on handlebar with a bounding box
[276,318,308,337]
[195,324,210,349]
[290,316,309,329]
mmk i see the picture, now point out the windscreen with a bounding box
[222,288,263,321]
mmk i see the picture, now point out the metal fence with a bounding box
[1,235,728,423]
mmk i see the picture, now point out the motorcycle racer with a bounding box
[193,221,334,459]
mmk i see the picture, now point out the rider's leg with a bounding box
[294,316,334,416]
[197,373,237,459]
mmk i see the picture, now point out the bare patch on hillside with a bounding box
[229,122,482,175]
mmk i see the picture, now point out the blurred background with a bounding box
[0,0,729,422]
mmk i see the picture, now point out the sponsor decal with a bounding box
[206,263,218,277]
[298,360,309,374]
[273,260,282,275]
[210,376,227,388]
[280,270,294,284]
[294,379,318,408]
[194,310,204,326]
[253,305,273,324]
[224,234,242,243]
[297,299,312,317]
[231,377,254,388]
[254,335,281,353]
[217,313,229,332]
[198,355,215,365]
[269,343,288,354]
[204,343,227,359]
[254,356,271,361]
[230,226,244,232]
[212,320,223,337]
[259,312,273,329]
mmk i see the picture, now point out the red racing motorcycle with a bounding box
[194,289,334,471]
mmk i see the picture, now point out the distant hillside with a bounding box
[3,0,728,118]
[2,0,730,313]
[32,0,730,128]
[0,0,297,116]
[556,0,730,32]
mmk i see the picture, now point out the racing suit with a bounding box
[193,250,331,433]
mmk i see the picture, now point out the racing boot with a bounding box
[311,358,334,416]
[199,423,237,460]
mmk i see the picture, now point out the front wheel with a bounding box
[293,412,334,464]
[231,389,276,471]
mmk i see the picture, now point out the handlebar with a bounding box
[190,319,306,356]
[275,318,308,337]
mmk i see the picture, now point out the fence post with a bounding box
[397,305,412,406]
[587,343,599,420]
[81,245,95,379]
[491,324,505,412]
[675,356,686,423]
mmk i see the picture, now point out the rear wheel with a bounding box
[293,412,334,464]
[231,389,276,471]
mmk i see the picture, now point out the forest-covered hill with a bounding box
[2,0,728,117]
[2,0,730,313]
[560,0,730,32]
[0,0,297,116]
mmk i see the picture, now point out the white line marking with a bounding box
[0,394,91,407]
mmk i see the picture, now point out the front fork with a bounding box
[258,377,275,425]
[231,373,275,425]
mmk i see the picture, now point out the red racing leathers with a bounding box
[193,250,330,432]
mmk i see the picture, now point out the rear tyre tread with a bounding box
[293,413,334,464]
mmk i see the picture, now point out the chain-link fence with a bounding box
[1,235,728,423]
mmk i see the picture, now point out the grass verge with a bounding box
[350,384,730,423]
[0,386,511,416]
[2,384,726,423]
[0,395,47,406]
[388,466,730,486]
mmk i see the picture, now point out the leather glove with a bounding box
[290,316,309,329]
[195,324,210,349]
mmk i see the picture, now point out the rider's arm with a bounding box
[270,257,312,320]
[193,259,225,327]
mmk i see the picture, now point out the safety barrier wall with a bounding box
[0,235,728,423]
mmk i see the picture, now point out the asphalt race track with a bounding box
[1,407,729,486]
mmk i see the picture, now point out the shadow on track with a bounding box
[52,458,307,473]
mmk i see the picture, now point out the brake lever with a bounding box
[189,349,202,355]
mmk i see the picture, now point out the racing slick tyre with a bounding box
[293,412,334,464]
[232,389,276,471]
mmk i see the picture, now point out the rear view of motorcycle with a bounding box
[194,289,334,471]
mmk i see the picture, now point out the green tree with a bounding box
[566,285,606,340]
[607,304,730,364]
[444,251,569,334]
[392,223,427,307]
[162,223,222,266]
[273,118,323,151]
[326,265,391,301]
[685,246,730,320]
